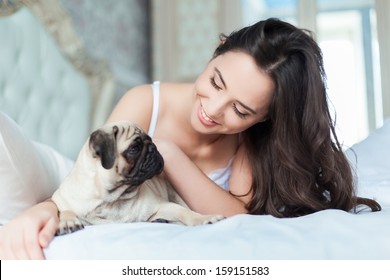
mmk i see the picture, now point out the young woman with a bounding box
[0,18,381,259]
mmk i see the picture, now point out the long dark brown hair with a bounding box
[214,18,381,217]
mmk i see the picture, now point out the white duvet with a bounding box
[44,120,390,260]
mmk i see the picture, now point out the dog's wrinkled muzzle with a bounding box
[125,141,164,186]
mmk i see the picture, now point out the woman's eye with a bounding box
[209,77,222,91]
[232,103,247,119]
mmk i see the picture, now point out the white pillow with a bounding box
[346,119,390,177]
[345,119,390,206]
[0,112,74,224]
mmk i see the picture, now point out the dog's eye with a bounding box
[124,143,141,159]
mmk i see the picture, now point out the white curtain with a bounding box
[375,0,390,119]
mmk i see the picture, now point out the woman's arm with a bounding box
[154,139,252,217]
[0,200,59,259]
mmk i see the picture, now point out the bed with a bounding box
[44,120,390,259]
[1,0,389,260]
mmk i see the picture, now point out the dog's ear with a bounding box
[89,129,116,169]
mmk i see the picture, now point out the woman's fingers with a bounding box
[39,217,58,248]
[23,228,45,260]
[0,202,59,259]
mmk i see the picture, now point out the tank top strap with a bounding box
[207,158,234,191]
[148,81,160,138]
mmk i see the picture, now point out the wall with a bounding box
[151,0,242,82]
[59,0,151,105]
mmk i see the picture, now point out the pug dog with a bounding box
[51,121,224,235]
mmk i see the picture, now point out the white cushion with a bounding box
[0,112,73,225]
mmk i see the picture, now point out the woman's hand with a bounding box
[0,201,59,260]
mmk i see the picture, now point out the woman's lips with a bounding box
[198,105,218,126]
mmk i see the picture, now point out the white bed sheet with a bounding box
[45,207,390,260]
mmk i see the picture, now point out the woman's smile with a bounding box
[198,104,219,126]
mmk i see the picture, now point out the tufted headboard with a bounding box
[0,0,115,159]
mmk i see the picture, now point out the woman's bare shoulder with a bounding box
[159,82,194,112]
[106,84,154,131]
[107,82,192,131]
[159,82,193,96]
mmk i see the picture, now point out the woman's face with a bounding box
[191,51,274,135]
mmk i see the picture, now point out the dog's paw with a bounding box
[151,218,171,223]
[201,214,225,225]
[56,211,85,236]
[182,213,225,226]
[56,217,84,236]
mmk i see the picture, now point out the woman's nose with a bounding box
[206,94,229,119]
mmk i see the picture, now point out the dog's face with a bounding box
[88,121,164,192]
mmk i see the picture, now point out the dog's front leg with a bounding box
[148,203,225,226]
[56,210,85,236]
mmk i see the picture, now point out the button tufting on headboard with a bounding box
[0,7,90,159]
[0,0,115,160]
